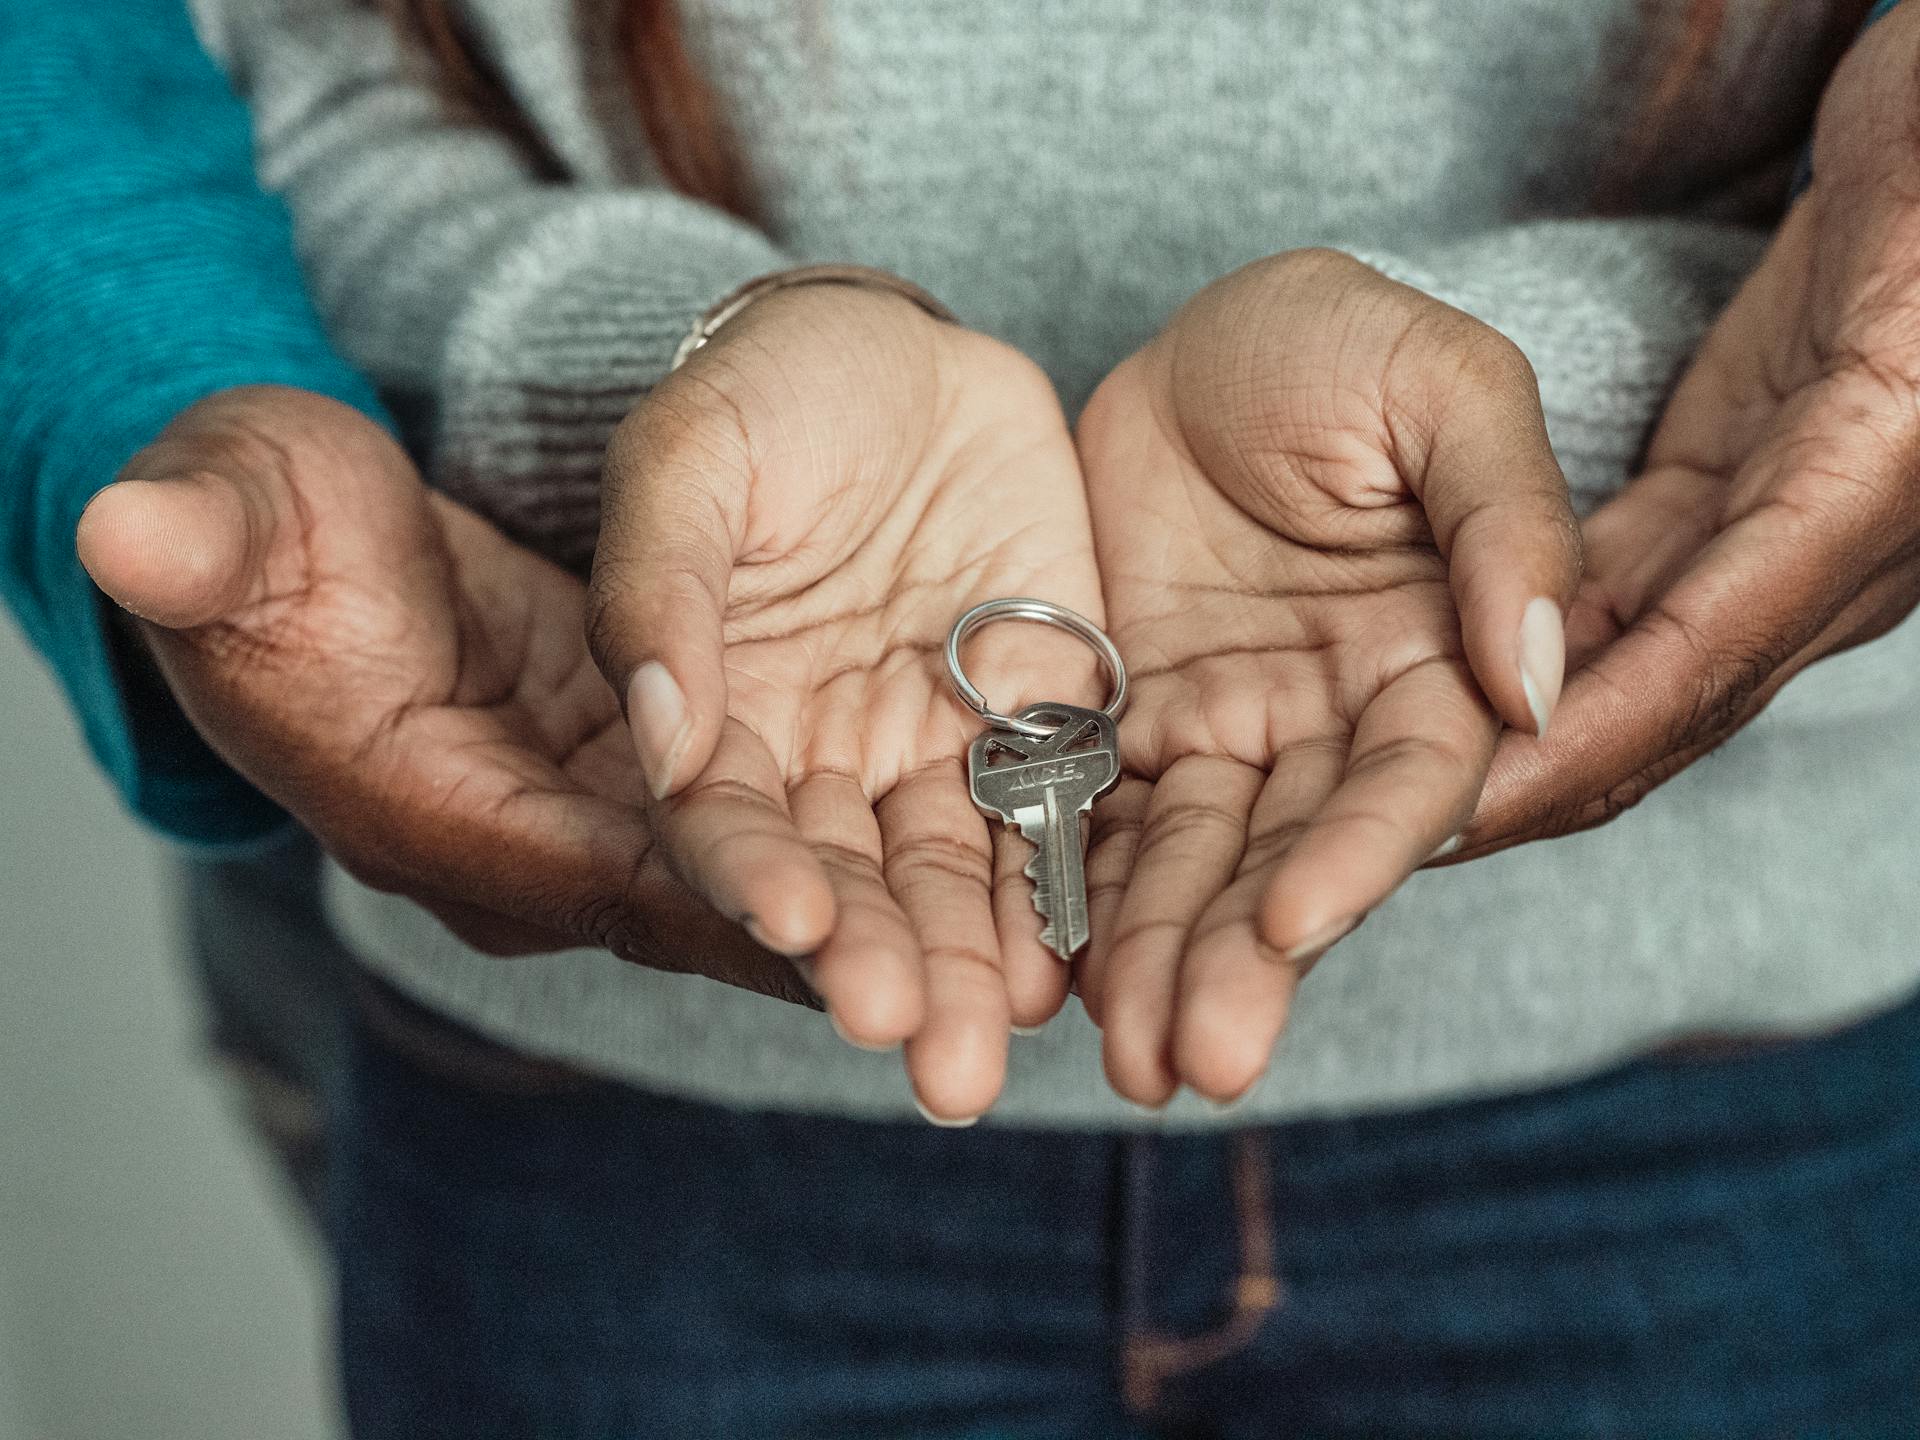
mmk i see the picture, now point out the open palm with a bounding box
[587,286,1105,1120]
[1074,253,1581,1105]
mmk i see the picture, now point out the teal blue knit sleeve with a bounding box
[0,0,392,850]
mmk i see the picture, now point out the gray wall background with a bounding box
[0,614,338,1440]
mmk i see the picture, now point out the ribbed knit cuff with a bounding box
[433,197,789,571]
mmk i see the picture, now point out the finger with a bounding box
[1442,464,1725,858]
[1169,739,1346,1101]
[989,825,1072,1030]
[880,761,1010,1124]
[1093,756,1263,1109]
[1259,657,1495,952]
[77,389,420,631]
[1447,464,1726,857]
[586,395,746,800]
[656,717,835,955]
[1403,325,1582,737]
[1578,464,1726,627]
[1466,489,1885,851]
[77,469,281,630]
[788,771,925,1050]
[1077,776,1152,1022]
[1171,881,1306,1104]
[1470,553,1920,854]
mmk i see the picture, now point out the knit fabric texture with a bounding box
[197,0,1920,1125]
[0,0,392,848]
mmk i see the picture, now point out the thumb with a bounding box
[76,464,276,631]
[1403,330,1582,738]
[76,385,405,633]
[586,398,743,801]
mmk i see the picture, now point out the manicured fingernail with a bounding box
[627,661,690,800]
[1283,915,1356,965]
[1012,1023,1047,1037]
[914,1097,980,1129]
[830,1013,901,1053]
[1517,597,1565,739]
[1426,832,1465,864]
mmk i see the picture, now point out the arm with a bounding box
[0,0,389,848]
[191,0,787,568]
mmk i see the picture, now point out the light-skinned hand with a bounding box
[585,285,1106,1122]
[1076,250,1582,1105]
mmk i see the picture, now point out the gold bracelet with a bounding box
[669,263,958,371]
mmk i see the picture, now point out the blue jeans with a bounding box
[331,990,1920,1439]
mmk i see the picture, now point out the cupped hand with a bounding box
[585,284,1105,1121]
[1461,6,1920,853]
[1075,250,1581,1105]
[77,387,782,994]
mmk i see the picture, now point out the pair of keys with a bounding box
[946,598,1129,962]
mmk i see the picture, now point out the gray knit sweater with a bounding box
[195,0,1920,1126]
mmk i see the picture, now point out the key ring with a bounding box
[945,598,1128,739]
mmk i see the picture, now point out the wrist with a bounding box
[672,263,957,371]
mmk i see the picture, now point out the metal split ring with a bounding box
[945,597,1128,739]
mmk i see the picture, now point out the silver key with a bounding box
[968,702,1120,960]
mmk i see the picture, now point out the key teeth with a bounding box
[1034,898,1068,960]
[1025,849,1062,948]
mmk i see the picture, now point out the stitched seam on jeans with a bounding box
[1121,1133,1284,1414]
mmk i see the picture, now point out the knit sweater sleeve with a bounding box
[0,0,393,851]
[192,0,788,570]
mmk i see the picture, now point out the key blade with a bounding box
[1023,829,1069,961]
[1043,785,1073,960]
[1048,789,1091,958]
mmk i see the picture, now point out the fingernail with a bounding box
[1517,597,1565,739]
[1283,915,1356,965]
[1012,1023,1047,1037]
[627,661,691,800]
[914,1097,981,1129]
[1426,832,1465,864]
[830,1012,901,1053]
